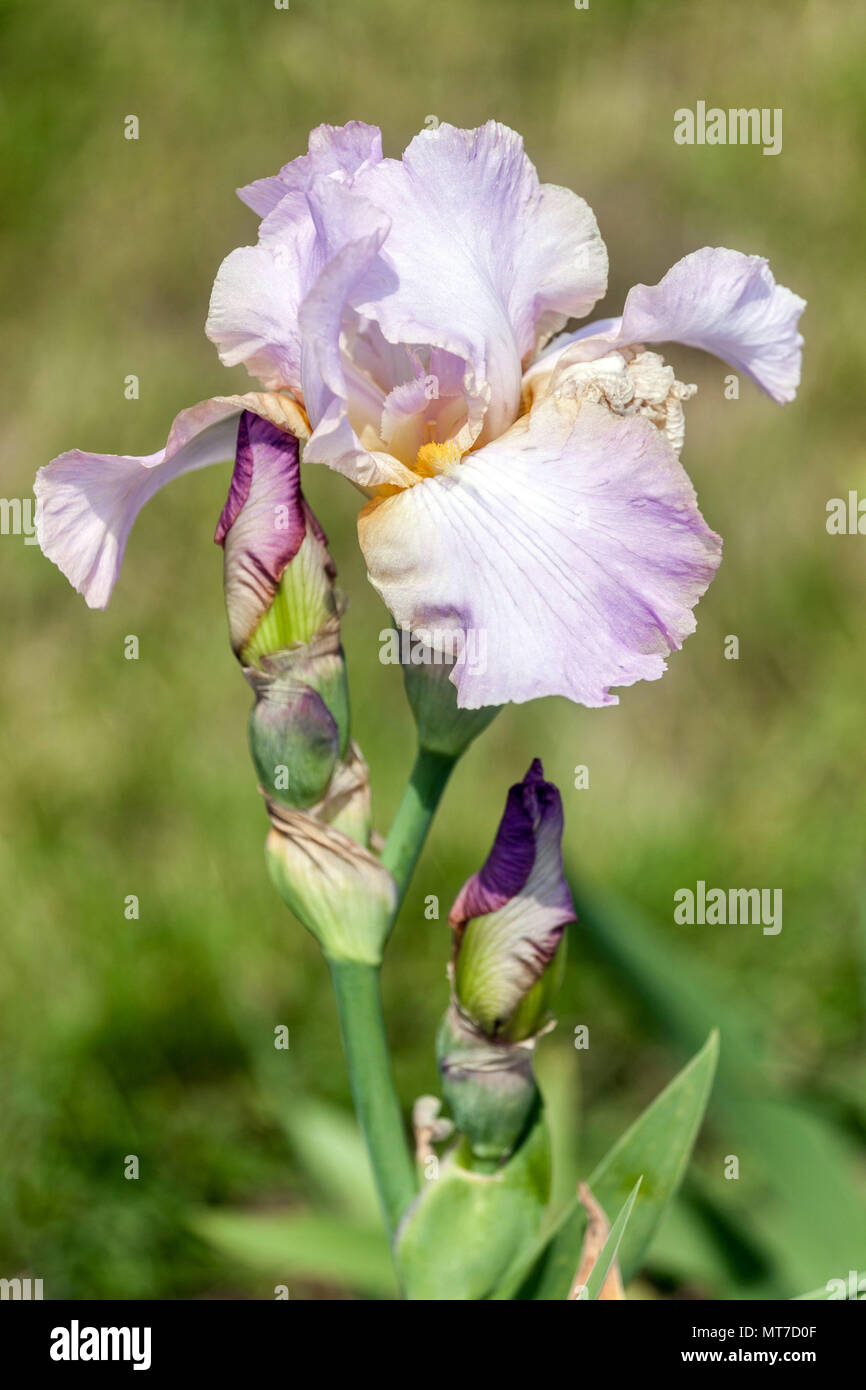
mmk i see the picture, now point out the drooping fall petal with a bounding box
[34,392,307,610]
[358,396,722,709]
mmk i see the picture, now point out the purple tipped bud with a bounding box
[437,760,574,1159]
[450,759,575,1040]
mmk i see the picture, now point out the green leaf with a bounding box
[275,1095,381,1226]
[494,1030,718,1299]
[574,885,866,1294]
[190,1206,398,1298]
[580,1178,642,1301]
[535,1042,582,1211]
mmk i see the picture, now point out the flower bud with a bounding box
[215,411,338,664]
[437,1005,539,1164]
[217,410,396,963]
[265,745,396,964]
[449,758,574,1039]
[217,410,352,808]
[245,625,350,811]
[438,759,575,1159]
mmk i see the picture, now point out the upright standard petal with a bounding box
[297,179,404,488]
[205,196,320,397]
[540,248,804,405]
[358,395,722,708]
[350,121,608,441]
[209,126,385,404]
[450,759,575,1036]
[35,392,308,609]
[237,121,384,219]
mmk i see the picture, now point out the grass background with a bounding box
[1,0,864,1297]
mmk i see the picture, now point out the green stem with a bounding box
[325,750,456,1249]
[381,746,457,916]
[328,958,418,1240]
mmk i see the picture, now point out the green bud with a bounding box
[265,744,395,963]
[245,624,351,811]
[248,681,338,810]
[265,781,396,965]
[436,1005,540,1164]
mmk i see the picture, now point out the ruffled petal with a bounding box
[238,121,383,219]
[210,122,606,485]
[537,248,804,405]
[350,121,608,441]
[617,249,804,402]
[209,125,385,402]
[34,392,308,609]
[205,198,319,396]
[358,394,722,708]
[451,759,575,1034]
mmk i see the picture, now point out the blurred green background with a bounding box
[1,0,865,1298]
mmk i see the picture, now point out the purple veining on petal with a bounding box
[360,397,723,709]
[215,411,309,653]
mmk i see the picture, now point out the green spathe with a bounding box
[396,1103,550,1300]
[248,682,340,809]
[265,824,394,964]
[437,1006,540,1163]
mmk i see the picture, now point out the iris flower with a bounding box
[35,120,804,708]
